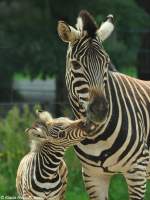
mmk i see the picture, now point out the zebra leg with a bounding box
[146,159,150,179]
[83,170,111,200]
[59,181,67,200]
[125,169,147,200]
[59,160,68,200]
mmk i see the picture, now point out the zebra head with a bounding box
[57,10,114,118]
[26,110,91,147]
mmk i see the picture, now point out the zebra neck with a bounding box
[30,140,45,152]
[99,70,119,132]
[104,71,112,108]
[30,141,65,172]
[93,71,114,135]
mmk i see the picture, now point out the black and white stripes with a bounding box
[58,10,150,200]
[16,111,87,200]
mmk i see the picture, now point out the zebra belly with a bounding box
[75,140,149,175]
[74,143,119,175]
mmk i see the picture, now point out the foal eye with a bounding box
[36,134,43,138]
[59,131,65,138]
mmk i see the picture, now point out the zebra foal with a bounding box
[58,10,150,200]
[16,110,89,200]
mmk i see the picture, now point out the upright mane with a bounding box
[77,10,97,37]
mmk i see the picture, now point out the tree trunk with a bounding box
[55,71,69,117]
[138,33,150,80]
[137,0,150,80]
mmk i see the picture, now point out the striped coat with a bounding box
[16,111,87,200]
[58,10,150,200]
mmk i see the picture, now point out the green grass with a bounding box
[0,106,150,200]
[65,148,89,200]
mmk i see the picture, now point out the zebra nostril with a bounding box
[98,101,108,113]
[89,102,96,113]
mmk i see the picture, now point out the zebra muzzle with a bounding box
[87,91,109,124]
[79,119,97,134]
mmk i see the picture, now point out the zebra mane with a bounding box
[108,63,117,72]
[77,10,97,37]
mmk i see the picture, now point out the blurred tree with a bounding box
[0,0,149,114]
[136,0,150,80]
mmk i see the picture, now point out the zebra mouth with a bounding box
[25,127,40,133]
[25,128,30,133]
[25,127,35,134]
[25,127,46,139]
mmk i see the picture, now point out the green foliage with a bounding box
[120,66,138,77]
[0,0,149,103]
[64,148,88,200]
[94,0,150,68]
[0,0,149,78]
[0,106,150,199]
[0,105,34,194]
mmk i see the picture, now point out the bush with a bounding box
[0,105,34,195]
[0,106,150,199]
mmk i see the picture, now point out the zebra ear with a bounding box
[76,10,97,37]
[57,21,80,43]
[97,14,114,41]
[36,110,53,122]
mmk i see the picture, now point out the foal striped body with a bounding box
[16,111,87,200]
[16,143,67,200]
[58,10,150,200]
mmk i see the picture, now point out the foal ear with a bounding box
[97,14,114,41]
[36,110,53,122]
[57,21,80,43]
[76,10,97,37]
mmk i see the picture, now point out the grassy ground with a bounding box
[0,106,150,199]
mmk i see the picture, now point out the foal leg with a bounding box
[59,160,68,200]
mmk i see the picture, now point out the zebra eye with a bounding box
[35,134,43,138]
[59,131,65,139]
[71,60,81,70]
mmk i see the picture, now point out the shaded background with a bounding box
[0,0,150,199]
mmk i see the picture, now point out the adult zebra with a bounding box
[57,10,150,200]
